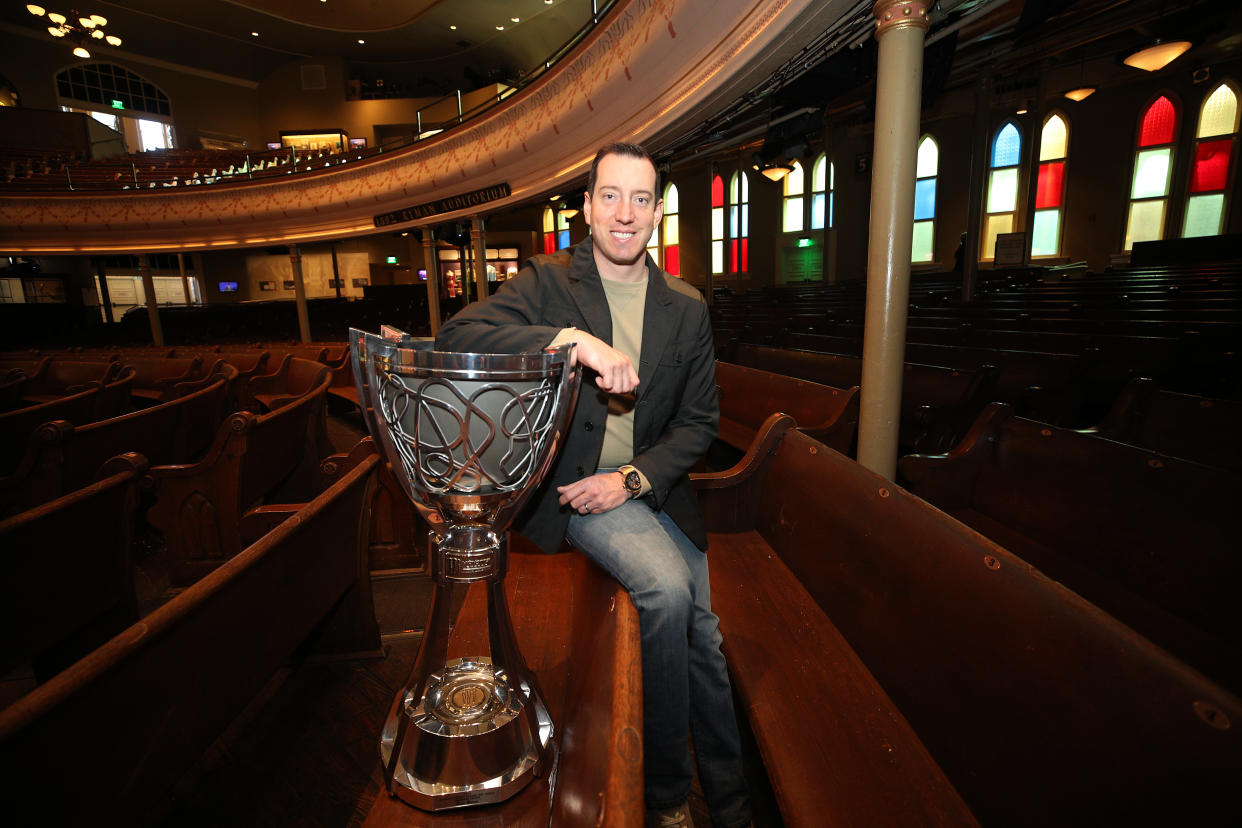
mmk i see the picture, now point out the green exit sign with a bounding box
[386,256,398,264]
[796,236,813,248]
[110,99,124,109]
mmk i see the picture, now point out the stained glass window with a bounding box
[1184,83,1238,238]
[782,161,805,233]
[660,182,680,276]
[711,175,724,275]
[912,135,938,262]
[729,171,749,273]
[983,122,1021,259]
[1126,96,1178,249]
[542,207,556,254]
[1032,113,1069,257]
[556,209,571,250]
[811,155,833,230]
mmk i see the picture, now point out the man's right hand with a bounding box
[562,329,639,394]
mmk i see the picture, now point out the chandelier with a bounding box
[26,4,122,59]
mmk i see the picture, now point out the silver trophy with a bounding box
[349,326,580,811]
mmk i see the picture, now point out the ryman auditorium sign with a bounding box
[373,183,512,227]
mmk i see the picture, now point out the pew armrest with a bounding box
[693,413,795,533]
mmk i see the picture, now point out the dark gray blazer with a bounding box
[434,238,719,554]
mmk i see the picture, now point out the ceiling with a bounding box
[3,0,597,91]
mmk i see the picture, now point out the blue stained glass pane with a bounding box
[741,205,749,236]
[829,193,835,228]
[558,230,570,249]
[730,206,738,237]
[992,123,1021,167]
[914,179,937,220]
[811,193,825,230]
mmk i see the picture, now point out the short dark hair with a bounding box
[586,142,658,197]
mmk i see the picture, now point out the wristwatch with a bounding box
[617,465,643,498]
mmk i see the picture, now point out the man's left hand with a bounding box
[557,472,629,515]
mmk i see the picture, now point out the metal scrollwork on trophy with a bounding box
[349,326,580,811]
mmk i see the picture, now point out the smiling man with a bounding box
[435,142,751,828]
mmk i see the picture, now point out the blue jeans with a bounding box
[567,499,751,828]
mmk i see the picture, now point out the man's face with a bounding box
[583,152,663,270]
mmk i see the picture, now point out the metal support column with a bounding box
[138,254,164,346]
[289,245,312,343]
[418,230,442,335]
[961,77,991,303]
[470,216,489,302]
[94,259,114,324]
[857,0,931,480]
[177,252,192,305]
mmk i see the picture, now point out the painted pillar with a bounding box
[177,252,192,305]
[857,0,931,480]
[138,254,164,346]
[418,230,442,335]
[961,77,991,303]
[289,245,312,343]
[470,216,489,302]
[94,259,114,324]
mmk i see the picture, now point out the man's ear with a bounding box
[582,190,593,226]
[653,198,664,226]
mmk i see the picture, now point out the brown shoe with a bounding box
[645,803,695,828]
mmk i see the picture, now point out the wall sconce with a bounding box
[1123,40,1191,72]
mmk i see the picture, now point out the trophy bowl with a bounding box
[349,327,580,811]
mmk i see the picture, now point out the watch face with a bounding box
[623,470,641,493]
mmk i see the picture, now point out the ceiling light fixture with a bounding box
[357,39,365,44]
[28,5,122,58]
[1063,87,1096,101]
[496,25,505,30]
[511,17,520,22]
[1123,40,1191,72]
[753,161,794,182]
[449,24,457,30]
[251,31,259,36]
[557,201,580,219]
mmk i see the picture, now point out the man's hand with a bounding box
[563,329,639,394]
[557,472,630,515]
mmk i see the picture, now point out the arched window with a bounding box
[912,135,938,262]
[1125,95,1178,250]
[541,207,556,254]
[710,174,725,275]
[56,63,174,152]
[660,182,680,276]
[729,171,749,273]
[782,161,805,233]
[982,121,1022,260]
[812,155,832,230]
[1183,82,1239,238]
[1032,113,1069,257]
[555,209,572,250]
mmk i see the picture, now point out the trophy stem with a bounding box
[379,531,553,810]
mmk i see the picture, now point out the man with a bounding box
[435,142,751,828]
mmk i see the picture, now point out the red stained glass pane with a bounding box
[665,245,680,276]
[543,232,556,254]
[730,239,738,272]
[1139,96,1176,147]
[1191,138,1233,192]
[740,238,749,272]
[1036,161,1065,208]
[712,175,725,208]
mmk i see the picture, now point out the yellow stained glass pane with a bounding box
[784,161,805,196]
[829,161,835,189]
[1040,114,1068,161]
[813,155,826,191]
[1198,83,1239,138]
[711,206,724,240]
[982,214,1013,259]
[557,211,570,231]
[664,182,679,214]
[1131,148,1171,199]
[911,220,934,262]
[542,207,554,233]
[916,136,939,178]
[783,196,804,233]
[1124,199,1167,249]
[665,214,679,245]
[711,240,723,274]
[987,168,1018,213]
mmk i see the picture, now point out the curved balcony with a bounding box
[0,0,862,254]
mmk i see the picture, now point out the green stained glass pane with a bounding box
[1198,84,1239,139]
[783,197,804,233]
[1031,209,1061,257]
[664,183,679,214]
[1131,148,1172,199]
[987,168,1018,213]
[911,220,935,262]
[1124,199,1166,250]
[1183,193,1225,237]
[711,207,723,240]
[665,214,679,245]
[916,136,938,178]
[730,172,740,202]
[711,240,723,274]
[982,214,1013,259]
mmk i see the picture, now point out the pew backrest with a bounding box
[714,360,858,454]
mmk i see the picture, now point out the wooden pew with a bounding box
[0,375,230,517]
[0,451,382,824]
[0,384,103,475]
[18,358,118,403]
[899,402,1242,692]
[146,369,333,585]
[692,417,977,827]
[714,360,859,455]
[697,415,1242,827]
[724,343,995,454]
[0,368,27,412]
[361,543,643,828]
[1083,377,1242,472]
[123,355,217,404]
[244,354,331,412]
[0,452,147,683]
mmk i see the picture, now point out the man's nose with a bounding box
[615,198,634,222]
